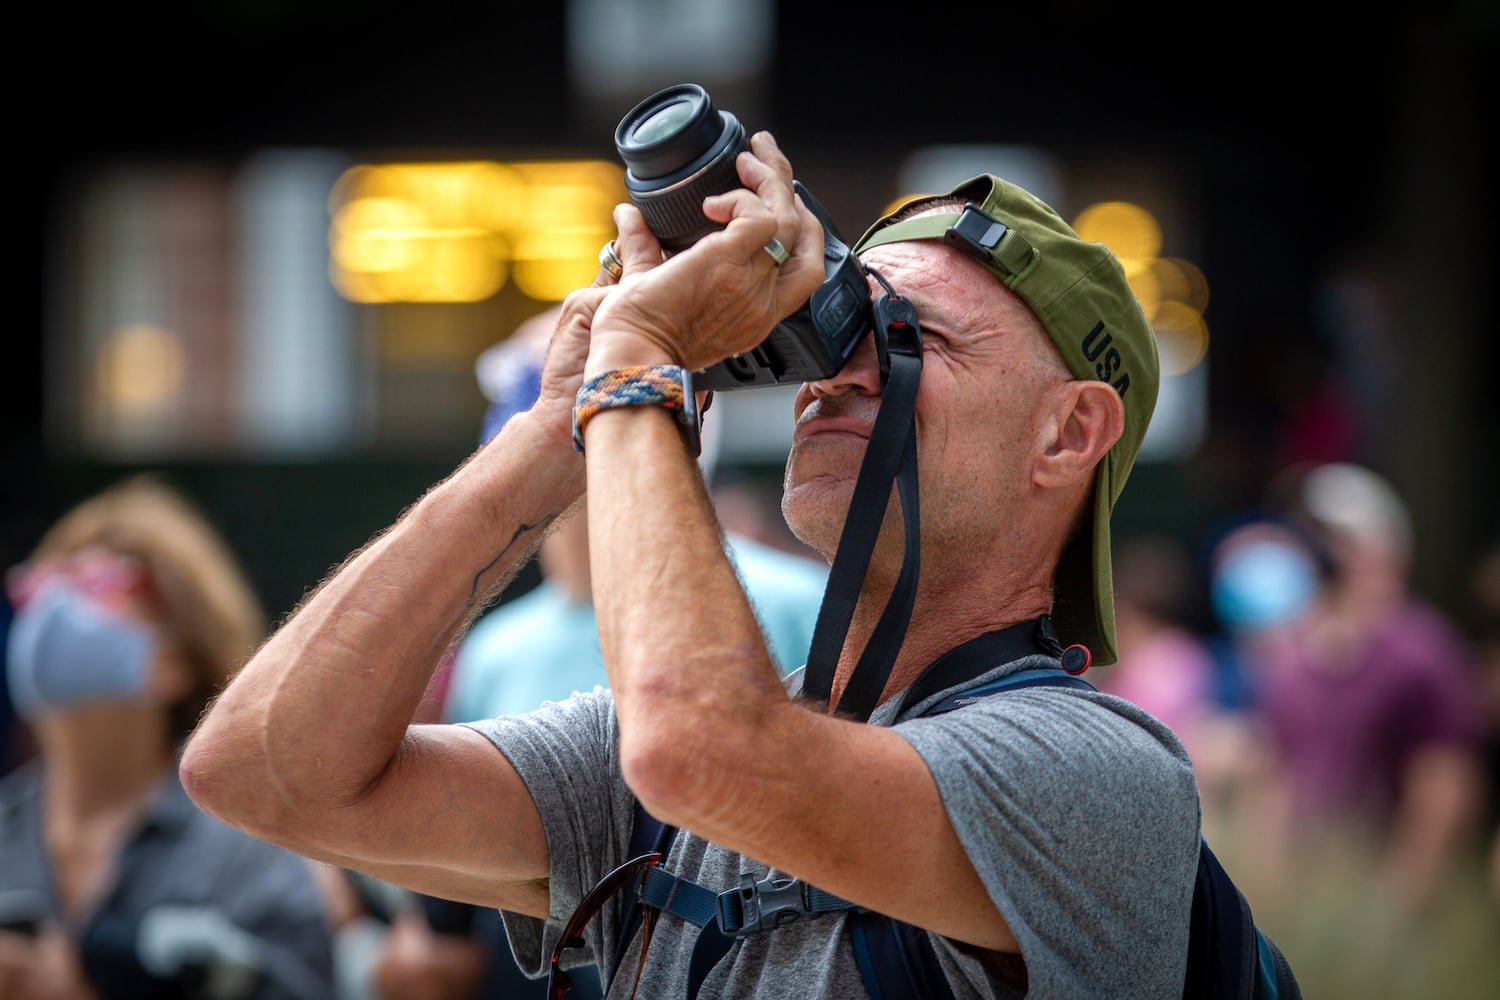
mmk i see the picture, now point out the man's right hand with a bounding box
[581,131,824,380]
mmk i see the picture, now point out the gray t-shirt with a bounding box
[463,654,1200,998]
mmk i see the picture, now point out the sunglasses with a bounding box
[548,851,662,1000]
[6,551,151,612]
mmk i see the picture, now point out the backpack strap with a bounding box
[612,803,753,1000]
[1188,838,1304,1000]
[617,801,874,999]
[849,910,958,1000]
[1184,836,1256,1000]
[891,616,1071,716]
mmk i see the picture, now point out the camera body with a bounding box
[614,83,872,392]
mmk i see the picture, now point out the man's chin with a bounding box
[781,476,855,559]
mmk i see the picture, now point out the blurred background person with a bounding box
[311,863,497,1000]
[0,475,335,1000]
[324,306,829,1000]
[1196,490,1498,998]
[1213,462,1496,1000]
[1186,514,1326,890]
[1254,461,1489,915]
[1104,527,1290,851]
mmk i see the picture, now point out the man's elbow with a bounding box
[178,720,294,843]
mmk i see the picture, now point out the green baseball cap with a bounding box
[851,174,1159,665]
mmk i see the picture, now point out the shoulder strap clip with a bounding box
[716,874,857,936]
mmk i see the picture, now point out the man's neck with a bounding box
[830,576,1054,714]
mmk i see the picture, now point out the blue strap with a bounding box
[685,926,737,1000]
[922,667,1094,714]
[635,851,862,936]
[849,909,958,1000]
[849,916,888,1000]
[1255,929,1281,1000]
[637,866,719,928]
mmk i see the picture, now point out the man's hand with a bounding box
[530,286,609,453]
[583,131,826,376]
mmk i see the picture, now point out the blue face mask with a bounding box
[5,580,155,717]
[1211,539,1318,633]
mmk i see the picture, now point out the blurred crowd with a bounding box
[1101,462,1500,998]
[2,317,1496,997]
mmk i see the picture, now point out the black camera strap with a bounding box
[800,272,923,722]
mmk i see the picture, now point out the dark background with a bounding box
[6,0,1497,626]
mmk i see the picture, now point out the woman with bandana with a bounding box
[0,476,335,1000]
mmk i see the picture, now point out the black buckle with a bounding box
[865,265,922,386]
[943,202,1008,263]
[718,874,807,935]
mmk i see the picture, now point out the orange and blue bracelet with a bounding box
[572,365,701,455]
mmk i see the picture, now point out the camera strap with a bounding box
[800,271,923,722]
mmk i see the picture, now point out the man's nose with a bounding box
[807,331,881,399]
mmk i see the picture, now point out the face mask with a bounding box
[1211,539,1318,633]
[5,579,155,717]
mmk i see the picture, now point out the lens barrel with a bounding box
[614,83,747,253]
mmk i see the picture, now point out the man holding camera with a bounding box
[182,126,1201,998]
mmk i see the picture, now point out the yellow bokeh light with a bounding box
[95,324,186,410]
[331,198,433,273]
[1153,257,1210,314]
[328,160,625,304]
[511,226,617,301]
[1072,202,1161,276]
[428,238,508,303]
[1152,301,1210,376]
[1126,266,1163,323]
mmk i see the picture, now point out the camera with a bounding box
[614,83,873,392]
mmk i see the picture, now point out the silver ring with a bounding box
[598,240,624,279]
[762,237,790,267]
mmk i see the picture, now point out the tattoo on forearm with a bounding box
[467,514,557,608]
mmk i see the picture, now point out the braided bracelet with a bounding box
[572,365,701,455]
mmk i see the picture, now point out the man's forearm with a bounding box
[583,402,791,826]
[181,413,584,833]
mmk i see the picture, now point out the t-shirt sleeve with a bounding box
[460,690,638,981]
[895,688,1202,999]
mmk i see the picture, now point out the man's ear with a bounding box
[1033,380,1125,489]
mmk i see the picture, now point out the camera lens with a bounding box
[629,99,696,145]
[614,83,748,253]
